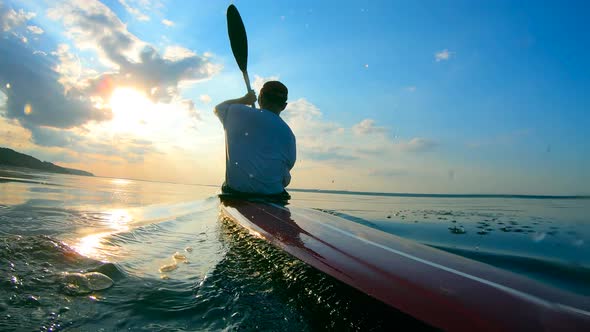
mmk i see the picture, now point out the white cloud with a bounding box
[397,137,437,152]
[435,49,453,62]
[281,98,350,162]
[276,89,436,164]
[163,46,195,61]
[182,99,200,120]
[199,95,211,104]
[283,98,343,135]
[118,0,150,21]
[406,86,416,92]
[46,0,221,103]
[26,25,44,34]
[0,36,112,131]
[252,75,280,92]
[51,44,83,90]
[1,7,36,32]
[162,19,174,27]
[46,1,145,66]
[0,0,220,152]
[279,97,442,191]
[352,118,388,136]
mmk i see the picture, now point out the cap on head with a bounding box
[260,81,288,104]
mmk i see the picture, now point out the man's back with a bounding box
[216,103,296,195]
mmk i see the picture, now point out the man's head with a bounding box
[259,81,288,114]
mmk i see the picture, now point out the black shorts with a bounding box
[219,182,291,203]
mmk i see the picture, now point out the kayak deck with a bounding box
[220,199,590,331]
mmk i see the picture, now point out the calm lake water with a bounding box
[1,167,588,331]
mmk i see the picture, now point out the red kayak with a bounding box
[220,198,590,331]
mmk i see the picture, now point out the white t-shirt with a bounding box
[215,103,296,195]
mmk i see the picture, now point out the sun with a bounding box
[97,86,196,145]
[109,87,152,133]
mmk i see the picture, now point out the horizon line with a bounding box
[1,168,587,199]
[96,175,590,199]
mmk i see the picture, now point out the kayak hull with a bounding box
[220,198,590,331]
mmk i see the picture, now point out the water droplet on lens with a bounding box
[159,263,178,273]
[24,103,32,115]
[84,272,113,291]
[173,252,187,262]
[533,232,546,242]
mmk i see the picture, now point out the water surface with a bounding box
[1,167,588,330]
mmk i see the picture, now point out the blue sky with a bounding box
[0,0,588,194]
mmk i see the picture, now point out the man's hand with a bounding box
[241,90,257,105]
[214,90,257,116]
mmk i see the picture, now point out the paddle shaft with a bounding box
[242,71,253,96]
[227,5,256,108]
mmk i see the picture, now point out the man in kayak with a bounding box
[214,81,296,200]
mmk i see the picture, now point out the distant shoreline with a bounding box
[0,147,94,177]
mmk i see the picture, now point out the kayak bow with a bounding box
[220,198,590,331]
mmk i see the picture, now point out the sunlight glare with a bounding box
[75,232,107,259]
[106,209,132,231]
[109,88,151,133]
[111,178,131,186]
[73,209,132,260]
[84,86,201,150]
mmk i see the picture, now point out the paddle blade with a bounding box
[227,5,248,72]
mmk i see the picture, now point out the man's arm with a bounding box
[283,135,296,187]
[283,171,291,187]
[214,91,257,120]
[287,135,296,170]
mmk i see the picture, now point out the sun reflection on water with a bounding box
[75,232,110,259]
[74,209,133,260]
[107,209,132,231]
[111,178,131,186]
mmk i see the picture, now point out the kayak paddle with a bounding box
[226,4,256,108]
